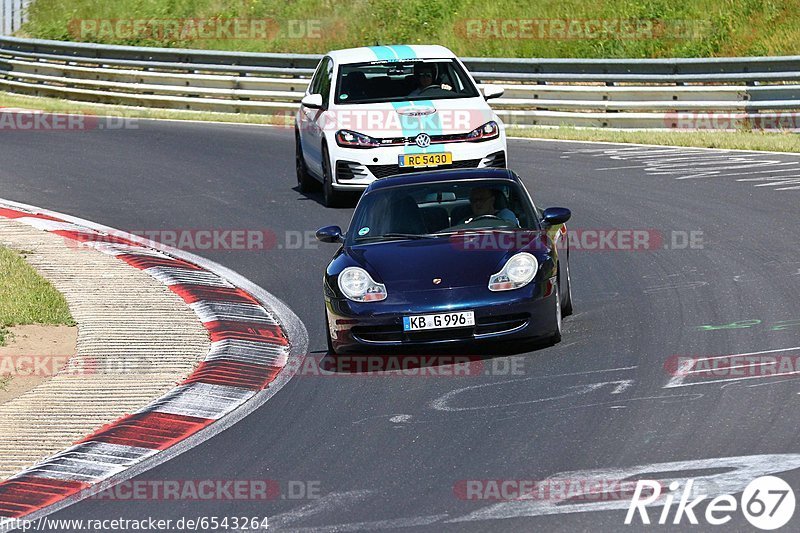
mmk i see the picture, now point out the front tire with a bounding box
[561,258,573,317]
[325,308,338,355]
[321,144,340,207]
[296,133,317,193]
[550,284,562,345]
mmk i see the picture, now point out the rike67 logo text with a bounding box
[626,476,795,530]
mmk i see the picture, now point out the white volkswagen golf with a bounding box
[295,45,507,206]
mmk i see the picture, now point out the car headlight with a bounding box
[467,121,500,142]
[336,129,381,148]
[489,252,538,291]
[338,267,387,302]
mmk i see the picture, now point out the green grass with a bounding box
[19,0,800,57]
[0,246,75,345]
[507,126,800,152]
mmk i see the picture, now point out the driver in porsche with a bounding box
[465,187,519,225]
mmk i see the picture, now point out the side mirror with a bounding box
[316,225,343,243]
[481,85,505,100]
[301,93,324,109]
[541,207,571,226]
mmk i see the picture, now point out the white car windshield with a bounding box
[335,59,480,105]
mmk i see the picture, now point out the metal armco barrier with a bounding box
[2,36,800,129]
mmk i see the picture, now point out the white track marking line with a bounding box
[753,177,800,187]
[596,165,647,170]
[267,491,373,528]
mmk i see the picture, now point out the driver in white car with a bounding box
[408,63,438,96]
[465,187,519,225]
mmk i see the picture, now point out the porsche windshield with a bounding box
[335,59,480,105]
[349,180,537,243]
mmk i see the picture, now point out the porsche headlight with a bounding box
[489,253,538,291]
[338,267,387,302]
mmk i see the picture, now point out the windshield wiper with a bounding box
[356,233,437,242]
[435,228,518,235]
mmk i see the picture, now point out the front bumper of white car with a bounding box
[327,136,507,191]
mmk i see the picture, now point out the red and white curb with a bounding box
[0,199,307,524]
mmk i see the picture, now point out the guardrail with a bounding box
[2,36,800,129]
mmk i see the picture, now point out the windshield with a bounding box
[335,59,480,105]
[347,179,537,244]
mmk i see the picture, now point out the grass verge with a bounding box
[20,0,800,58]
[2,91,798,153]
[507,126,800,152]
[0,246,75,346]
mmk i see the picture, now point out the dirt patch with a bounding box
[0,324,78,404]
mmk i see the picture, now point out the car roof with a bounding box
[327,45,457,65]
[365,168,521,192]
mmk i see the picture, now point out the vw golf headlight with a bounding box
[336,129,381,148]
[338,267,387,302]
[467,121,500,142]
[489,253,538,291]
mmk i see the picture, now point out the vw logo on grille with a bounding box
[414,133,431,148]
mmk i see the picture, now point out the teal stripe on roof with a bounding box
[367,45,418,61]
[387,45,417,60]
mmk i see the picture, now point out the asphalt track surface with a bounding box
[2,120,800,532]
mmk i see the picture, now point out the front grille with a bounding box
[481,150,506,168]
[367,158,482,180]
[380,132,487,146]
[351,312,530,343]
[336,160,368,181]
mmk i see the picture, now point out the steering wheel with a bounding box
[463,214,504,224]
[418,84,442,94]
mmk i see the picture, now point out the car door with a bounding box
[299,56,333,178]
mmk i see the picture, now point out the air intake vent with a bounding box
[336,161,368,181]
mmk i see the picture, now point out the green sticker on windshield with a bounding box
[341,94,349,100]
[358,227,370,236]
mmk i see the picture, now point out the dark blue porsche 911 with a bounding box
[316,168,572,354]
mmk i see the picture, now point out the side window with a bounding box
[318,58,334,108]
[308,59,325,95]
